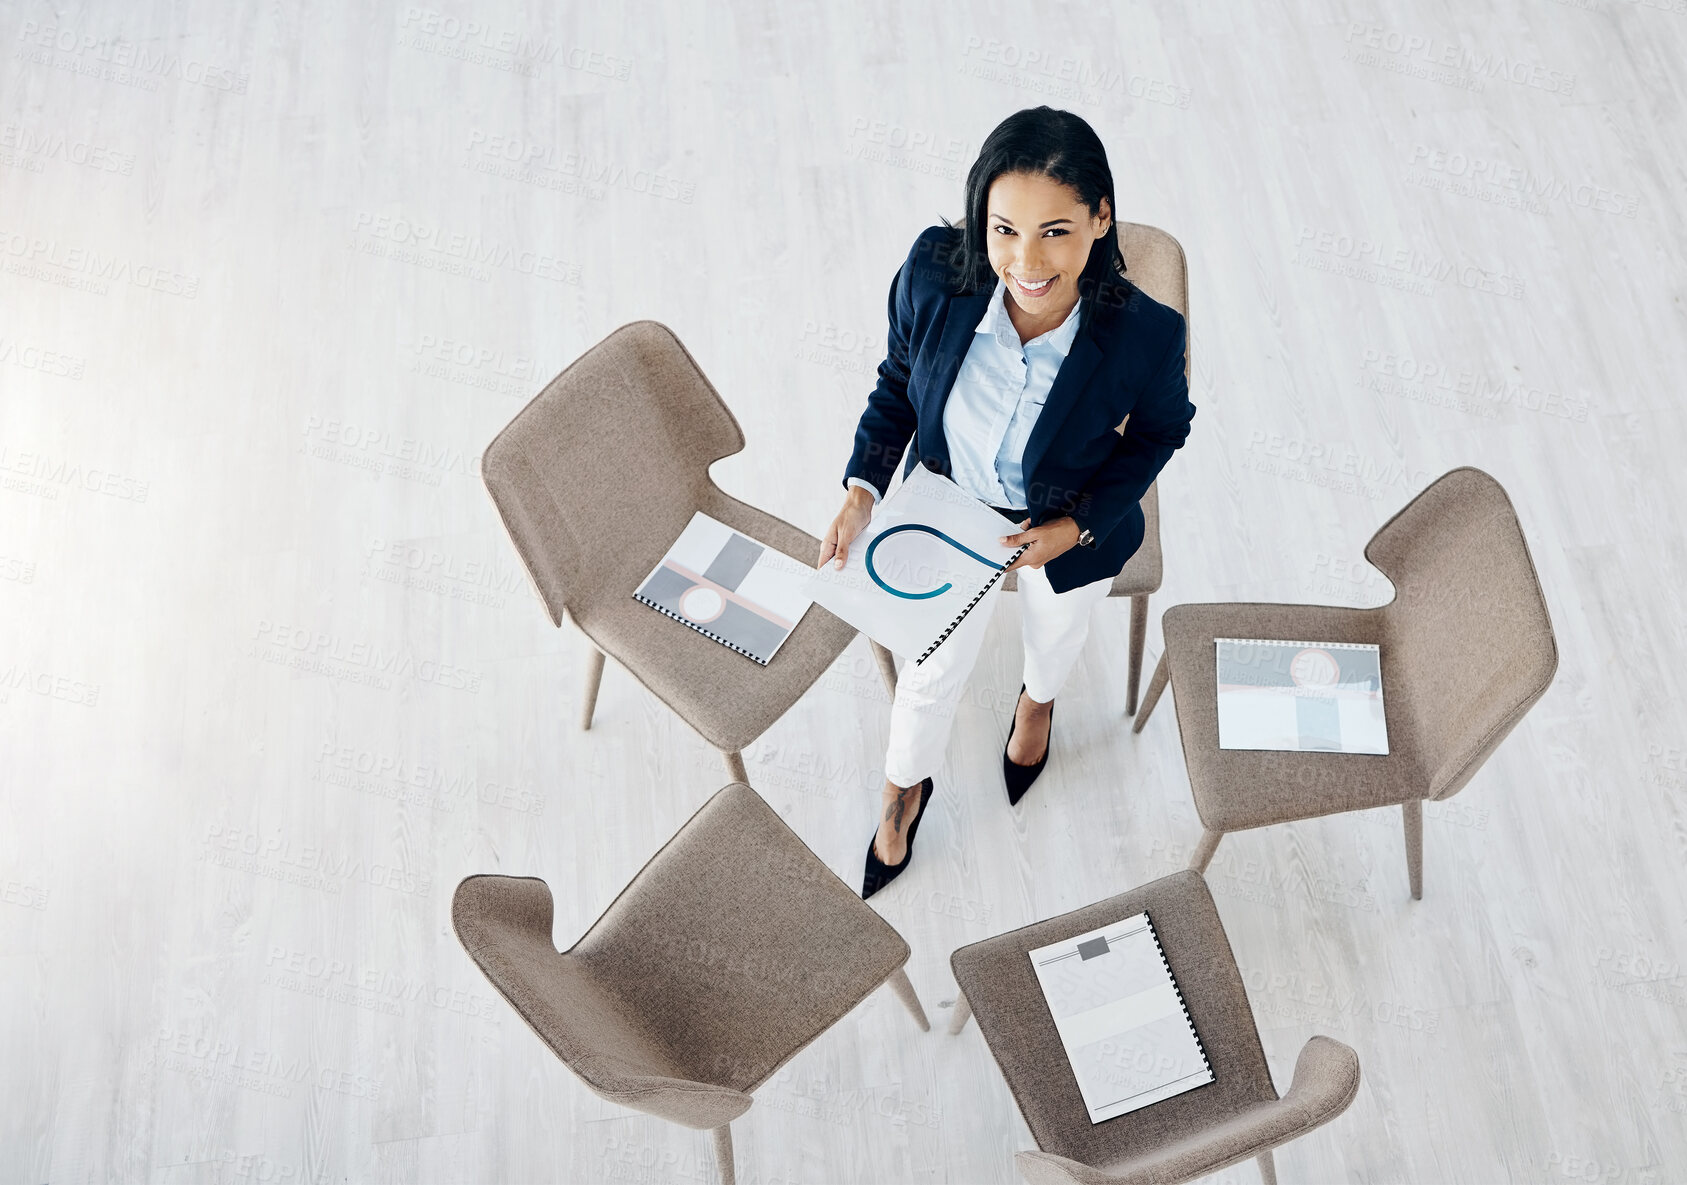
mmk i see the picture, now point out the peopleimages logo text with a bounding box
[0,229,199,297]
[16,21,251,93]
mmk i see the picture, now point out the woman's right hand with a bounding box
[818,486,876,569]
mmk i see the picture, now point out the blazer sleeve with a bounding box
[1070,314,1195,543]
[841,235,923,497]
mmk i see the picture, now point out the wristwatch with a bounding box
[1075,522,1096,549]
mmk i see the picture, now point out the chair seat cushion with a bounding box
[1161,602,1429,831]
[571,489,857,753]
[573,783,910,1092]
[950,870,1274,1170]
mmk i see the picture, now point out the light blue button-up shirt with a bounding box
[849,277,1082,511]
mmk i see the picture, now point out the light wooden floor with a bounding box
[3,1,1685,1182]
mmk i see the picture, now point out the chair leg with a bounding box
[947,989,973,1035]
[722,749,748,784]
[1126,594,1149,716]
[1255,1149,1277,1185]
[1132,650,1169,734]
[886,966,930,1031]
[871,640,898,698]
[1190,828,1223,874]
[710,1124,735,1185]
[1403,798,1424,901]
[580,646,606,730]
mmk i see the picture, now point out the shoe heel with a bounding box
[1003,684,1052,806]
[861,778,934,899]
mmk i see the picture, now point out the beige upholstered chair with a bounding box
[453,782,929,1185]
[876,221,1186,715]
[481,321,860,781]
[949,870,1360,1185]
[1135,467,1558,899]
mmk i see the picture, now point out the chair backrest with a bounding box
[451,874,752,1128]
[481,321,746,625]
[1112,225,1188,582]
[1114,221,1191,386]
[1366,467,1558,799]
[452,875,670,1078]
[1012,1034,1360,1184]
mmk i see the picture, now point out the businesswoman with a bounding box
[816,107,1197,898]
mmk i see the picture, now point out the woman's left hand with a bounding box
[1000,516,1081,571]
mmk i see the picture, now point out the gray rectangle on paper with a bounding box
[1295,694,1342,751]
[702,534,764,591]
[712,602,781,663]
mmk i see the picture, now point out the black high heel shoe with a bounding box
[1003,684,1053,806]
[861,778,934,899]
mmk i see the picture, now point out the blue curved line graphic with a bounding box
[864,523,1006,600]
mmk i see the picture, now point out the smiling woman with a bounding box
[948,109,1129,332]
[817,106,1197,898]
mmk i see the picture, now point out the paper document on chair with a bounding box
[632,512,815,665]
[1029,912,1214,1124]
[804,464,1028,665]
[1214,638,1388,753]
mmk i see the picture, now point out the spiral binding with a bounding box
[913,543,1031,667]
[633,594,768,666]
[1140,911,1213,1082]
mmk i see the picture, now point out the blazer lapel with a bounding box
[919,287,992,474]
[1019,330,1102,497]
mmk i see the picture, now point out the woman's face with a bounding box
[985,170,1112,316]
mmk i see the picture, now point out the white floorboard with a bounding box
[3,2,1685,1182]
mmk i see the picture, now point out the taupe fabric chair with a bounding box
[949,870,1360,1185]
[876,221,1186,715]
[1134,467,1558,898]
[453,782,929,1185]
[482,321,861,781]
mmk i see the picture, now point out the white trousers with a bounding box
[881,562,1115,788]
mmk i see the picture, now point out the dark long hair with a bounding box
[943,107,1127,309]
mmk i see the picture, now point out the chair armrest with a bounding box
[1014,1037,1361,1185]
[1278,1034,1363,1120]
[1153,1036,1359,1174]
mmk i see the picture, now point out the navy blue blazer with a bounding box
[842,225,1196,595]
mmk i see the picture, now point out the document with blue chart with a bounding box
[804,464,1029,665]
[632,513,816,665]
[1028,913,1214,1124]
[1214,638,1389,754]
